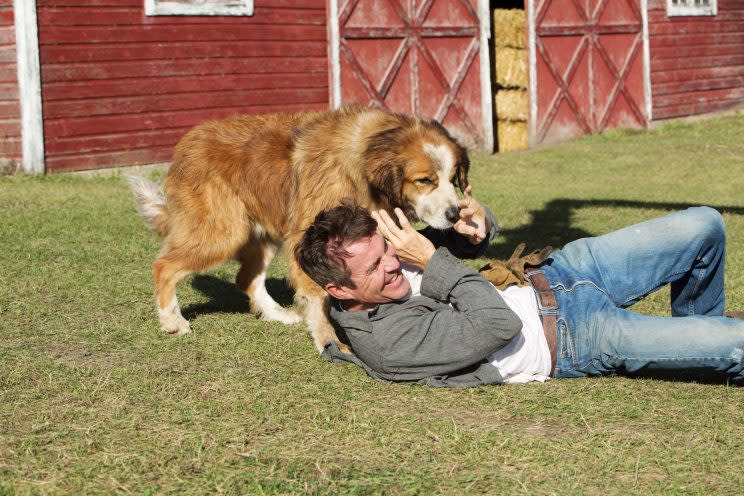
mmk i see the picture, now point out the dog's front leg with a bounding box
[300,291,351,354]
[287,252,351,354]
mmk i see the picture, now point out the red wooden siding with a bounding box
[37,0,330,172]
[0,0,21,166]
[647,0,744,120]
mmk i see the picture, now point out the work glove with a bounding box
[478,243,554,290]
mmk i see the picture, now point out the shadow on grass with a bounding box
[628,369,740,386]
[182,274,295,319]
[485,198,744,259]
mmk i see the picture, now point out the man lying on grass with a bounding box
[294,196,744,387]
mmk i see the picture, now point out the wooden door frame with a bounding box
[14,0,45,174]
[327,0,494,152]
[526,0,653,145]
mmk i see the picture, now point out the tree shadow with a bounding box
[484,198,744,259]
[182,274,295,319]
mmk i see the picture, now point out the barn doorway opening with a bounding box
[490,0,528,152]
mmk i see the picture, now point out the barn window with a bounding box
[145,0,253,16]
[667,0,716,16]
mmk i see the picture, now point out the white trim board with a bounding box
[145,0,254,16]
[641,0,652,123]
[478,0,494,152]
[327,0,341,108]
[527,0,537,146]
[13,0,44,174]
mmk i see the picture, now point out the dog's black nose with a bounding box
[445,206,460,223]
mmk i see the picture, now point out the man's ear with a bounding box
[325,283,352,301]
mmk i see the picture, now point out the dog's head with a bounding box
[364,117,470,229]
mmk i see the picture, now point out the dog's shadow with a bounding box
[182,198,744,319]
[182,275,295,319]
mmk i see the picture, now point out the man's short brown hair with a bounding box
[295,201,378,289]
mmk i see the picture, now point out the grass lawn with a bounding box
[2,114,744,495]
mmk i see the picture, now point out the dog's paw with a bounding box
[160,314,192,336]
[336,341,352,354]
[260,307,302,325]
[313,337,352,355]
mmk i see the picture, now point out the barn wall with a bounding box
[0,0,21,170]
[37,0,329,172]
[648,0,744,120]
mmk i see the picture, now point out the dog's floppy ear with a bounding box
[368,162,405,208]
[455,145,470,193]
[364,127,406,208]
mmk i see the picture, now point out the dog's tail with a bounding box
[126,175,169,237]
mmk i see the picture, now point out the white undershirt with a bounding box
[402,265,551,383]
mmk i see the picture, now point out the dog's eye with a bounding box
[415,178,433,185]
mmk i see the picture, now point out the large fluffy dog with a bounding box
[129,105,471,352]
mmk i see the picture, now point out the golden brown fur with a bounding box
[130,105,470,352]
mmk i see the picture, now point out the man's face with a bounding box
[329,233,411,310]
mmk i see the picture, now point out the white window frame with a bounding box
[145,0,253,16]
[666,0,717,16]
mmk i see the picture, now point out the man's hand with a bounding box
[371,208,436,269]
[453,185,490,245]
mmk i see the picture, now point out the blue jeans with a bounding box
[534,206,744,384]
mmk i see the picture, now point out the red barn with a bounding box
[648,0,744,120]
[8,0,330,174]
[528,0,743,145]
[0,0,22,171]
[2,0,743,173]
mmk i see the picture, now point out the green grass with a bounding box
[2,114,744,494]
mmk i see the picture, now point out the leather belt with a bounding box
[525,271,557,376]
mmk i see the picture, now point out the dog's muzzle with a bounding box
[445,206,460,224]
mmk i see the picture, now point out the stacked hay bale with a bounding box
[494,9,528,152]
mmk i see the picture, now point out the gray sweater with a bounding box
[321,214,522,387]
